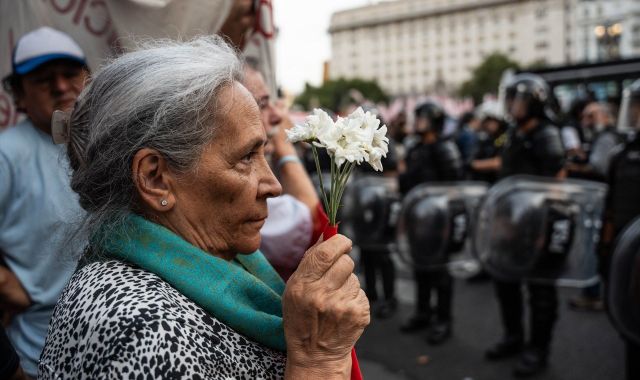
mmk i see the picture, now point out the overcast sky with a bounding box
[274,0,380,95]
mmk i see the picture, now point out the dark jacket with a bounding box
[500,121,565,178]
[399,137,463,194]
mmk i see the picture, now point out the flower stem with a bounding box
[311,145,330,215]
[330,154,337,225]
[335,162,355,212]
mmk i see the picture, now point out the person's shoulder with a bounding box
[67,260,188,317]
[534,122,561,139]
[42,259,286,379]
[436,138,462,156]
[530,122,562,147]
[0,120,40,164]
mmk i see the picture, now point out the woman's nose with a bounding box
[259,158,282,199]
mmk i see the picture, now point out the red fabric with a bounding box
[321,223,363,380]
[351,349,363,380]
[310,202,330,247]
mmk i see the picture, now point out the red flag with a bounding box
[322,223,363,380]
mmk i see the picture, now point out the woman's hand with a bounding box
[0,266,31,313]
[283,235,370,379]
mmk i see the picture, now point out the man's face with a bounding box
[581,102,599,130]
[507,97,529,124]
[242,68,282,154]
[16,60,88,134]
[482,118,500,135]
[415,117,431,134]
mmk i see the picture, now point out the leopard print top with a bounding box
[38,260,287,379]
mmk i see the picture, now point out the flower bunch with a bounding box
[287,107,389,225]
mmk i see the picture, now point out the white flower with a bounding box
[286,108,334,143]
[344,107,389,171]
[286,123,313,142]
[367,147,386,171]
[299,107,391,225]
[287,107,389,171]
[324,113,368,168]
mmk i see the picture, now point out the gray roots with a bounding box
[68,35,242,238]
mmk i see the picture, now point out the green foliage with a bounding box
[526,59,548,70]
[294,78,389,112]
[459,52,520,104]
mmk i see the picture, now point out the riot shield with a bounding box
[339,175,402,251]
[396,182,489,273]
[473,175,607,286]
[608,217,640,346]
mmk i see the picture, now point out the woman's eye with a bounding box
[241,152,256,163]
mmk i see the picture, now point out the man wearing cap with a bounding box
[0,27,88,377]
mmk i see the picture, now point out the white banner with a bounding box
[0,0,277,129]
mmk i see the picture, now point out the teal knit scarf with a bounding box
[93,214,287,351]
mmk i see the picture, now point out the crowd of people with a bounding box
[0,12,639,380]
[332,73,640,378]
[0,21,370,379]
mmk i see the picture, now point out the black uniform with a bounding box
[399,137,463,331]
[602,135,640,380]
[359,139,399,316]
[471,129,508,184]
[399,138,462,194]
[605,137,640,243]
[493,121,565,355]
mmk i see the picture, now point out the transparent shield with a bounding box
[617,81,640,132]
[340,175,401,251]
[608,217,640,346]
[473,175,608,287]
[396,182,489,274]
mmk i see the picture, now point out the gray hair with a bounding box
[68,35,242,239]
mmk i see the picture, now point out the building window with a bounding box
[535,41,549,50]
[536,6,547,19]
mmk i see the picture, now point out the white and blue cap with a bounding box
[12,27,86,75]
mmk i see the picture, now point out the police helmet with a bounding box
[414,102,446,134]
[618,79,640,132]
[503,73,552,123]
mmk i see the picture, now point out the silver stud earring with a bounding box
[161,199,168,206]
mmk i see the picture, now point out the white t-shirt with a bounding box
[261,195,312,280]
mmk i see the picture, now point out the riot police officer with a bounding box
[602,79,640,380]
[485,74,566,377]
[358,112,401,319]
[398,102,463,344]
[470,101,508,184]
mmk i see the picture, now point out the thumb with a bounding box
[312,233,325,248]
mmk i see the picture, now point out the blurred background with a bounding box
[279,0,640,123]
[2,1,640,379]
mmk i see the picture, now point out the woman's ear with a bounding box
[131,148,176,212]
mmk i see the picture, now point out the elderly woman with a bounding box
[38,37,369,379]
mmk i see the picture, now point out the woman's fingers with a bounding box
[296,235,352,280]
[322,254,355,291]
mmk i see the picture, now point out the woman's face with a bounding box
[172,82,282,258]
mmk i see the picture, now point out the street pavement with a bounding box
[354,252,625,380]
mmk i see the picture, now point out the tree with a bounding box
[294,78,389,112]
[459,53,520,104]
